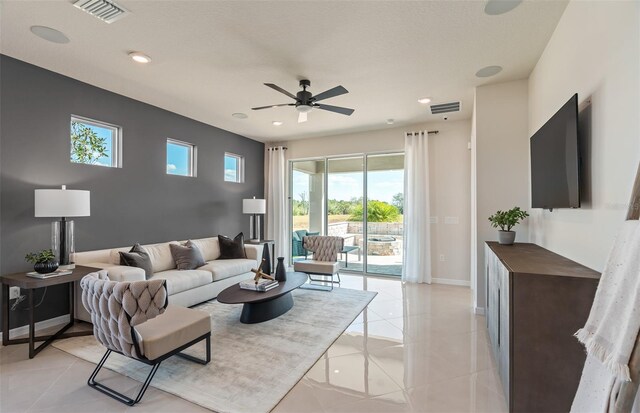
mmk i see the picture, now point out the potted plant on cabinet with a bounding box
[488,207,529,245]
[25,249,59,274]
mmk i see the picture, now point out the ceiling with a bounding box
[0,1,568,142]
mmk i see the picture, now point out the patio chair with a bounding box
[294,235,344,290]
[292,229,319,259]
[80,271,211,406]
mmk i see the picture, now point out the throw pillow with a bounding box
[218,232,247,259]
[170,241,206,270]
[119,243,153,279]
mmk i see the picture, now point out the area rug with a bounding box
[53,287,376,413]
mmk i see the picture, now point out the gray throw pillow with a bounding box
[119,243,153,279]
[170,241,206,270]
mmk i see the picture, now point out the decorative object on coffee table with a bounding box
[251,259,274,283]
[25,249,59,274]
[34,185,91,270]
[275,257,287,282]
[488,206,529,245]
[244,239,275,274]
[217,272,308,323]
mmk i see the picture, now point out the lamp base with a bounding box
[59,263,76,271]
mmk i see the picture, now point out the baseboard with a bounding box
[0,314,70,343]
[432,278,470,287]
[474,306,485,315]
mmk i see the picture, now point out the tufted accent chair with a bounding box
[293,236,344,290]
[80,271,211,406]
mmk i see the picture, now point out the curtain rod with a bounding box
[267,146,288,150]
[407,130,439,135]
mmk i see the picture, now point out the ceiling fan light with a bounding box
[296,105,313,113]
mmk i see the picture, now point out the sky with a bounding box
[292,169,403,203]
[224,155,238,181]
[166,141,190,175]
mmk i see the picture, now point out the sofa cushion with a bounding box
[198,259,255,281]
[294,260,339,275]
[188,237,220,261]
[119,244,153,279]
[134,305,210,361]
[144,242,179,272]
[150,270,213,295]
[170,241,205,270]
[218,233,247,259]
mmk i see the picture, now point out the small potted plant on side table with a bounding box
[25,249,59,274]
[488,207,529,245]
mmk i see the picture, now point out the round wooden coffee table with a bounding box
[216,272,308,324]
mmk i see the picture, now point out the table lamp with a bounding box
[242,197,266,241]
[35,185,90,270]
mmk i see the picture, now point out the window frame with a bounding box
[70,115,122,168]
[224,152,245,183]
[166,138,197,177]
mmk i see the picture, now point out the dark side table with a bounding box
[1,265,99,358]
[245,239,276,274]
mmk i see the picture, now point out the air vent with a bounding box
[430,101,461,115]
[73,0,128,23]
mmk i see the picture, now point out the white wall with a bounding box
[528,1,640,272]
[284,119,472,285]
[472,79,530,311]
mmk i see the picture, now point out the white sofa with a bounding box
[74,237,263,322]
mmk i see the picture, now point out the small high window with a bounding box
[224,153,244,183]
[167,139,197,177]
[70,116,121,167]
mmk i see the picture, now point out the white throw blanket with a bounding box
[572,220,640,412]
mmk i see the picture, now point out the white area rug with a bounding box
[54,287,376,413]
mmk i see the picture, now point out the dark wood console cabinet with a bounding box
[485,242,600,412]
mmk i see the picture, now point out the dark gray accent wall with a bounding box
[0,55,264,328]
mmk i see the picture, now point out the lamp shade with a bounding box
[35,186,90,217]
[243,198,266,214]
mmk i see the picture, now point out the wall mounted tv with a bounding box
[530,93,580,211]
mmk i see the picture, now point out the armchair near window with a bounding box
[292,229,320,259]
[80,271,211,406]
[294,236,344,290]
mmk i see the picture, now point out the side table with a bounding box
[244,239,276,274]
[1,265,99,358]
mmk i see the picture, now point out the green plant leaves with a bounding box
[488,206,529,231]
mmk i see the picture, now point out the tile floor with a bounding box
[0,274,507,413]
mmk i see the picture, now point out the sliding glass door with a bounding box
[328,156,364,272]
[365,154,404,276]
[291,159,325,261]
[290,153,404,277]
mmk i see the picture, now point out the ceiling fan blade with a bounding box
[251,103,294,110]
[315,103,355,116]
[298,111,308,123]
[264,83,297,100]
[312,85,348,102]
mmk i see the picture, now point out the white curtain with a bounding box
[265,146,289,261]
[402,131,431,283]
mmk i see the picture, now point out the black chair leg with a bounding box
[88,350,161,406]
[176,334,211,365]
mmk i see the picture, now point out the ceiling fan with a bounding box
[252,79,355,123]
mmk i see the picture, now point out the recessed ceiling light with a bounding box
[129,52,151,64]
[484,0,523,16]
[272,121,283,126]
[386,119,395,125]
[475,65,503,78]
[417,97,432,104]
[30,26,70,44]
[232,113,248,119]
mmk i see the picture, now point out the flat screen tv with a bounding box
[530,93,580,210]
